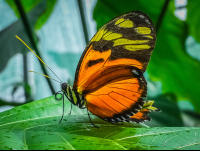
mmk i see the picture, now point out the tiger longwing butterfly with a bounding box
[17,11,158,125]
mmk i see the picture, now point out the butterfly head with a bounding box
[61,83,68,92]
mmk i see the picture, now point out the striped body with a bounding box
[61,83,85,109]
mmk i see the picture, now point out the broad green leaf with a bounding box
[6,0,41,16]
[0,95,200,150]
[0,0,48,72]
[0,95,147,130]
[93,0,200,112]
[6,0,57,30]
[186,1,200,43]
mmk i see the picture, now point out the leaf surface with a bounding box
[0,95,200,150]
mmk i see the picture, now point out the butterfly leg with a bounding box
[68,103,73,115]
[55,91,63,100]
[55,91,65,123]
[59,93,65,123]
[85,101,99,128]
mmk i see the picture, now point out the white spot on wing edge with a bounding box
[145,19,151,24]
[139,15,145,18]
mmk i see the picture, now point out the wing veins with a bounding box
[109,82,138,85]
[111,91,139,102]
[97,96,119,114]
[108,86,141,94]
[108,93,130,109]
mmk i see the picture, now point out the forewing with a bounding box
[73,11,156,93]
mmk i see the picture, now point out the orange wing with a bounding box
[128,109,150,123]
[73,11,157,123]
[85,75,147,123]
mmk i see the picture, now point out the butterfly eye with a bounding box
[61,83,68,91]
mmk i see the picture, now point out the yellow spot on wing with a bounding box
[119,20,134,28]
[103,32,122,40]
[137,27,151,34]
[125,45,150,51]
[115,18,125,25]
[114,38,149,46]
[145,35,153,39]
[91,28,107,42]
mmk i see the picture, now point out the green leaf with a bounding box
[0,95,147,130]
[6,0,41,16]
[0,95,200,150]
[93,0,200,113]
[186,1,200,43]
[6,0,57,30]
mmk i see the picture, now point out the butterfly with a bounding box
[61,11,158,124]
[16,11,158,125]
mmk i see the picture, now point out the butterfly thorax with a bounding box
[61,83,85,109]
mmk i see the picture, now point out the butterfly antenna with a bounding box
[15,35,63,84]
[29,71,61,84]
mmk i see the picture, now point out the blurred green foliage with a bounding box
[6,0,56,29]
[0,0,57,73]
[186,1,200,43]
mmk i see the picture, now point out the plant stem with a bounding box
[0,99,25,106]
[23,54,29,102]
[14,0,55,95]
[156,0,170,34]
[77,0,89,44]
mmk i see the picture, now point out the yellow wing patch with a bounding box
[118,20,134,28]
[91,28,107,42]
[145,35,153,39]
[103,32,122,40]
[115,18,125,25]
[114,39,149,46]
[125,45,150,51]
[115,18,134,28]
[137,27,151,35]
